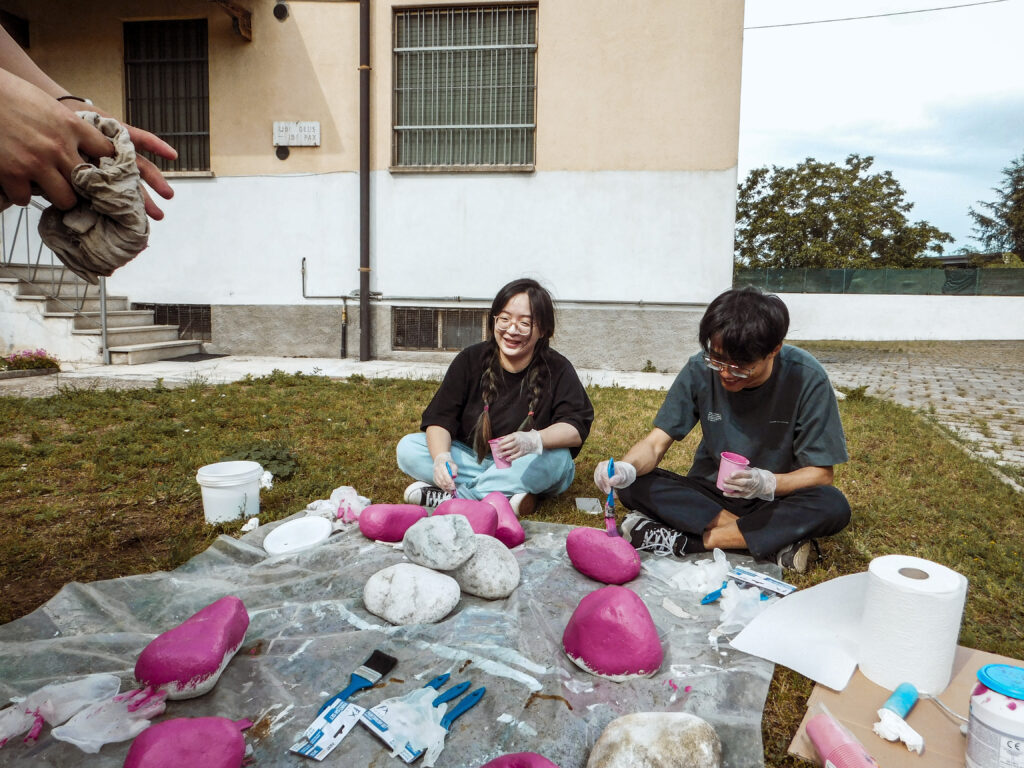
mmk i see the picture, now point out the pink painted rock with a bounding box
[124,717,252,768]
[483,491,526,548]
[562,586,663,681]
[566,527,641,584]
[480,754,561,768]
[359,503,428,542]
[433,498,498,536]
[135,596,249,699]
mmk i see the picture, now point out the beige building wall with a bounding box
[11,0,742,175]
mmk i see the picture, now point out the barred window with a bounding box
[392,307,488,350]
[393,5,537,169]
[124,19,210,172]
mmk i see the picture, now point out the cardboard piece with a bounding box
[789,645,1022,767]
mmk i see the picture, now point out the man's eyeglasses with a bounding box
[702,354,754,379]
[494,314,533,334]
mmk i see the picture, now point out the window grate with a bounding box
[131,303,212,341]
[393,5,537,168]
[124,19,210,172]
[392,307,487,351]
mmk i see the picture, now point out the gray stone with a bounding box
[450,534,521,599]
[402,515,477,571]
[363,563,460,625]
[585,712,722,768]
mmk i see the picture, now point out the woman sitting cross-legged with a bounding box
[397,278,594,516]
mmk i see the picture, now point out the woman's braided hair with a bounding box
[471,278,556,462]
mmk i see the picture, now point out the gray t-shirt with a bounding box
[654,345,849,483]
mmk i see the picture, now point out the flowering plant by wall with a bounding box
[2,349,61,371]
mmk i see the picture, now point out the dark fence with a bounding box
[734,268,1024,295]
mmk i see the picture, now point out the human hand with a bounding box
[432,452,457,492]
[721,467,776,501]
[496,430,543,461]
[0,71,116,211]
[59,100,177,220]
[593,460,636,494]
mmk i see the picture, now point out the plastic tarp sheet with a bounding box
[0,519,773,767]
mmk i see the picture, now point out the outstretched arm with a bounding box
[0,27,177,217]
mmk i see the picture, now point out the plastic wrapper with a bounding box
[50,688,168,753]
[0,520,775,767]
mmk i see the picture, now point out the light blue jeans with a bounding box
[396,433,576,501]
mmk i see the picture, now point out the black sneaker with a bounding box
[775,539,820,574]
[403,481,453,509]
[620,511,687,557]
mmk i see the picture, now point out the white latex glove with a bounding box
[498,430,543,461]
[432,452,457,492]
[593,460,637,494]
[721,467,777,501]
[51,688,167,754]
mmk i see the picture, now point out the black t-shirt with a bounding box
[420,341,594,457]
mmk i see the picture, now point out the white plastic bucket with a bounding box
[196,461,262,524]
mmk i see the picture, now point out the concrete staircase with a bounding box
[0,264,203,364]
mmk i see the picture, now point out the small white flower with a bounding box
[190,398,196,403]
[184,429,190,433]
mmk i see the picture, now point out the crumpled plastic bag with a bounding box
[50,687,167,753]
[305,486,370,529]
[34,111,149,285]
[643,548,731,596]
[0,674,121,747]
[259,471,274,490]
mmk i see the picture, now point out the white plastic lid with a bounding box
[262,516,332,556]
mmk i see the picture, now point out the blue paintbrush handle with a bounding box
[431,680,471,706]
[440,686,485,730]
[425,673,450,690]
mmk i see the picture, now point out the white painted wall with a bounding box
[106,169,738,306]
[783,293,1024,340]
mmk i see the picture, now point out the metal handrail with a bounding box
[1,199,109,361]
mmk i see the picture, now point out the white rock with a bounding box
[403,515,477,571]
[450,534,521,599]
[363,563,461,625]
[586,712,722,768]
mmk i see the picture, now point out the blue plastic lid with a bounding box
[977,664,1024,699]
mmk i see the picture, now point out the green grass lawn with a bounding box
[1,371,1021,766]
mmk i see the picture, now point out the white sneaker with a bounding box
[509,492,537,517]
[403,481,453,509]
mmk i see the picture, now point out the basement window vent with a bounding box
[131,303,212,341]
[392,307,487,351]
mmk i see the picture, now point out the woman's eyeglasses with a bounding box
[702,354,754,379]
[494,315,533,334]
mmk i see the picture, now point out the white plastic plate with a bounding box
[263,516,333,556]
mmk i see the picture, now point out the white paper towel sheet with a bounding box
[730,555,967,694]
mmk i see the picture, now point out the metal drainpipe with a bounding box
[358,0,371,361]
[99,277,110,364]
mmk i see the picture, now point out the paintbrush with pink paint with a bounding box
[604,457,619,536]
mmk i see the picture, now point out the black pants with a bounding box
[616,468,851,559]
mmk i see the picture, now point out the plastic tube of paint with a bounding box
[873,682,924,753]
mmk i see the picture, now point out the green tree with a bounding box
[969,150,1024,257]
[735,154,953,268]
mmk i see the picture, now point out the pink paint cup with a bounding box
[489,438,511,469]
[716,451,750,491]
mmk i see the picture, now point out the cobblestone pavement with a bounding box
[3,341,1021,489]
[804,341,1024,490]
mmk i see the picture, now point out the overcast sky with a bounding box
[739,0,1024,252]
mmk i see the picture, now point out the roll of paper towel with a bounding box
[731,554,968,693]
[858,555,967,694]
